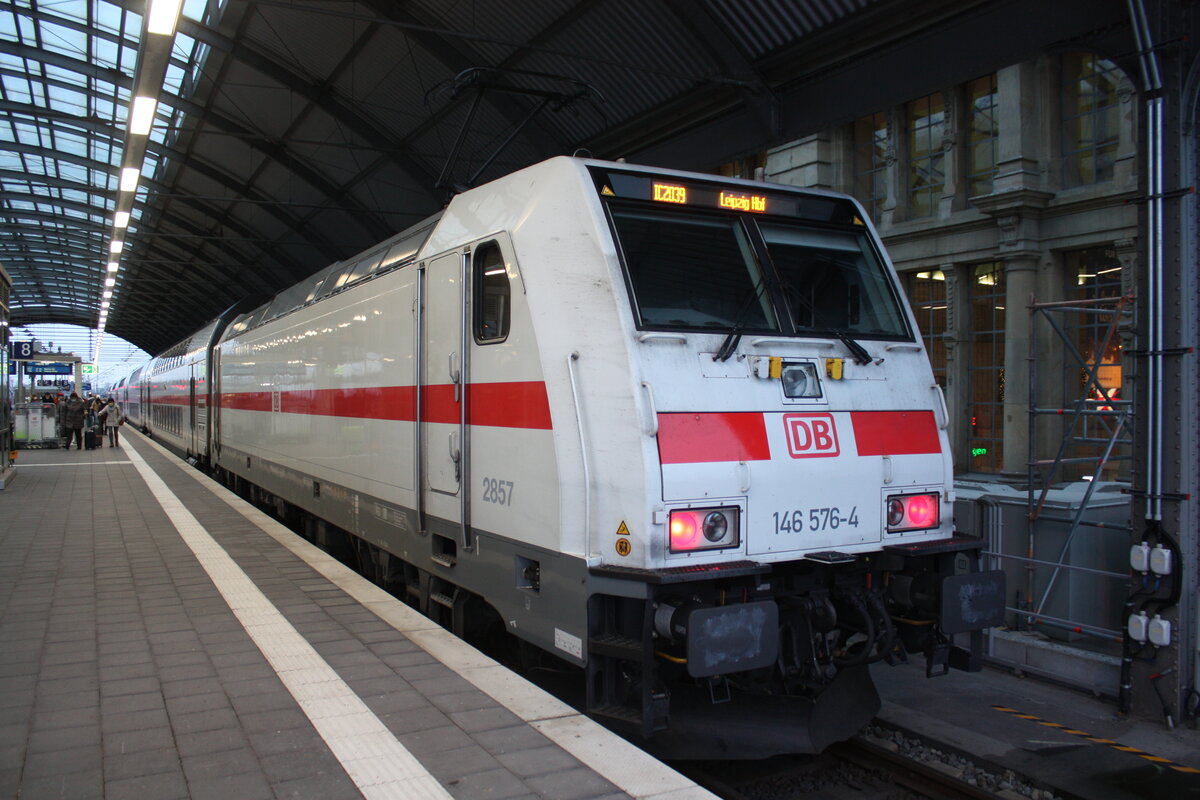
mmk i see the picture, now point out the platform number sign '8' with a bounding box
[9,341,34,360]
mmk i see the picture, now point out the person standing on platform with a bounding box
[101,398,124,447]
[56,395,68,443]
[63,392,85,450]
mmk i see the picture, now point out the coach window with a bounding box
[474,242,510,342]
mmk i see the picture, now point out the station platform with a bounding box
[872,640,1200,799]
[0,433,715,800]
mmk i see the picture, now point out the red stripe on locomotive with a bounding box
[656,412,772,464]
[215,381,551,430]
[849,410,941,456]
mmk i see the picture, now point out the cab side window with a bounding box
[474,242,510,343]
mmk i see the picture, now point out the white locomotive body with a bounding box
[124,158,1003,757]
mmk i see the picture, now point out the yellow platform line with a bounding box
[991,704,1199,776]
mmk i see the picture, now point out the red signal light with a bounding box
[668,507,740,553]
[669,512,702,551]
[905,494,938,528]
[885,492,940,532]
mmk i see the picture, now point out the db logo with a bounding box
[783,413,840,458]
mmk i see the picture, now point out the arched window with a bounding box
[1061,53,1121,187]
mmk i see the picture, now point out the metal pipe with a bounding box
[566,352,592,559]
[459,251,472,549]
[1027,296,1133,310]
[984,551,1130,580]
[415,266,426,532]
[1033,514,1132,532]
[1031,406,1132,416]
[1004,607,1123,641]
[1127,0,1164,521]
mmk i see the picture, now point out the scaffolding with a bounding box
[1017,293,1134,645]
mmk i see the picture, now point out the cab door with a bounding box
[420,252,468,540]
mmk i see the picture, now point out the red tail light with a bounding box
[885,492,940,532]
[669,507,740,553]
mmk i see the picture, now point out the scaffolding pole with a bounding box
[1025,293,1134,631]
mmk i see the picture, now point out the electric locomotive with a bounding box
[122,157,1004,758]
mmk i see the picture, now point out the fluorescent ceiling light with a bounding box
[105,278,116,287]
[114,211,131,228]
[147,0,183,35]
[103,290,113,299]
[109,240,124,254]
[120,167,140,192]
[107,261,119,272]
[129,96,157,135]
[101,301,110,309]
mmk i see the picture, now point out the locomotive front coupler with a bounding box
[877,534,1006,676]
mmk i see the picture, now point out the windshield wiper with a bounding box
[714,279,767,362]
[835,329,872,365]
[779,279,874,366]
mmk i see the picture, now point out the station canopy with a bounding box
[1,0,1135,355]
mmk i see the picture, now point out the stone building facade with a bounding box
[756,53,1138,479]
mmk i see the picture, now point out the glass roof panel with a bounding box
[38,20,90,59]
[94,35,119,68]
[163,61,185,96]
[17,14,35,41]
[49,85,90,115]
[2,73,33,102]
[95,3,126,35]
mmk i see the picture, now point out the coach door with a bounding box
[188,375,197,456]
[210,349,222,459]
[419,251,468,544]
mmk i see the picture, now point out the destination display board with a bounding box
[590,167,864,226]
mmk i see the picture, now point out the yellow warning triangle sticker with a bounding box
[602,185,615,196]
[616,521,630,536]
[852,216,865,226]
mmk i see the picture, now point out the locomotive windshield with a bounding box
[759,223,908,337]
[598,169,911,340]
[610,207,779,331]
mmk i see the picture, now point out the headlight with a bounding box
[885,492,940,532]
[781,362,822,398]
[702,511,728,541]
[669,507,740,553]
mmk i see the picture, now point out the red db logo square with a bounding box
[783,413,840,458]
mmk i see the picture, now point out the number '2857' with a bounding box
[481,477,513,505]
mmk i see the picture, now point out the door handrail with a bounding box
[567,352,592,558]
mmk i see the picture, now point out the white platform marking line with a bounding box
[15,460,134,467]
[122,444,452,800]
[139,432,716,800]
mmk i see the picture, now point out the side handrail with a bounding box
[640,381,659,436]
[932,383,949,430]
[637,332,687,344]
[566,352,592,558]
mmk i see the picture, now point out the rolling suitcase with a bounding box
[84,427,100,450]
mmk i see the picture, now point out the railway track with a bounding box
[831,736,1010,799]
[676,730,1039,800]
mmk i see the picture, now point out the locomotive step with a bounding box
[589,632,644,658]
[590,704,644,725]
[429,591,455,609]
